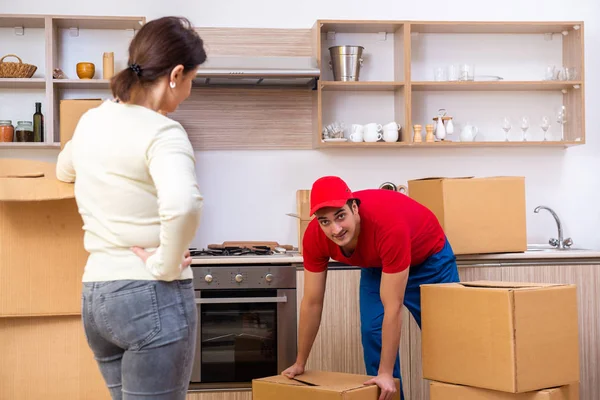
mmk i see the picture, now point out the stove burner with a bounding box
[190,246,273,257]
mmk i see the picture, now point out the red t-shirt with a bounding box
[302,189,446,274]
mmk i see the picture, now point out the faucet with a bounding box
[534,205,573,249]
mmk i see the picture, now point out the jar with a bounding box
[15,121,34,142]
[0,120,14,142]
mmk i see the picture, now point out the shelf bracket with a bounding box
[377,32,387,41]
[326,31,335,41]
[69,27,79,37]
[572,84,580,89]
[561,89,568,94]
[573,25,581,30]
[14,26,24,36]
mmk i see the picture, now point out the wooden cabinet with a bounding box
[0,14,145,149]
[312,20,585,148]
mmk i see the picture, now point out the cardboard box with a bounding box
[0,159,88,316]
[429,381,579,400]
[407,176,526,255]
[253,370,401,400]
[421,281,580,393]
[59,99,103,148]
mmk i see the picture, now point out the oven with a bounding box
[189,263,297,390]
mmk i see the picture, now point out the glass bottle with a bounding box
[33,102,44,142]
[0,120,14,142]
[15,121,34,142]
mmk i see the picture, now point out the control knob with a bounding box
[235,273,244,283]
[204,274,213,283]
[265,273,274,283]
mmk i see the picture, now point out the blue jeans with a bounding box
[359,238,460,400]
[82,279,197,399]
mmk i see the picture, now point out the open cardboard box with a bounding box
[421,281,580,393]
[253,370,401,400]
[0,159,87,316]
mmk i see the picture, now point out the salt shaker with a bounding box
[103,52,114,79]
[413,124,423,142]
[425,124,435,142]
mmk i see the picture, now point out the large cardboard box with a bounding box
[429,381,579,400]
[421,281,580,393]
[0,159,88,316]
[59,98,103,148]
[253,371,401,400]
[407,176,526,255]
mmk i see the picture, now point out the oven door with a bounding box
[190,288,296,387]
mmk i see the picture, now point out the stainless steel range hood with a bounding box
[194,55,320,88]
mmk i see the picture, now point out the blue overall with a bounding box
[359,237,460,400]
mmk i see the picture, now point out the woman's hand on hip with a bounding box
[131,247,193,269]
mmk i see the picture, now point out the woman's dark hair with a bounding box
[111,16,207,102]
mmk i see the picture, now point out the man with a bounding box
[282,176,460,400]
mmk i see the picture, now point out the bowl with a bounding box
[76,62,95,79]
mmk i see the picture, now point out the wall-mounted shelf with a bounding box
[0,13,145,149]
[312,19,585,148]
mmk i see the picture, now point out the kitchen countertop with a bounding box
[191,246,600,266]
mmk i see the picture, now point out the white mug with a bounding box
[363,123,382,142]
[383,121,400,131]
[383,129,399,142]
[350,124,364,142]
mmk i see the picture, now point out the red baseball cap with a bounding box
[309,176,354,215]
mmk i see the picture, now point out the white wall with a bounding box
[3,0,600,250]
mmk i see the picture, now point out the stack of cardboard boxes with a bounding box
[421,281,580,399]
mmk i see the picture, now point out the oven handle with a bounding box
[195,295,288,304]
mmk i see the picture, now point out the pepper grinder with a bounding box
[413,124,423,142]
[425,124,435,142]
[103,52,114,79]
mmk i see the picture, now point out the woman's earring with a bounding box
[170,81,176,89]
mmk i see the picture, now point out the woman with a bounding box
[56,16,207,400]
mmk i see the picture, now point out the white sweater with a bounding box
[56,100,203,282]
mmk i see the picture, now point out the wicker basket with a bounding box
[0,54,37,78]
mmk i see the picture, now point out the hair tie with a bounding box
[129,63,142,76]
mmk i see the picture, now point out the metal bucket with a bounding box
[328,45,365,81]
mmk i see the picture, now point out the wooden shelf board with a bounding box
[318,20,404,33]
[0,142,60,149]
[410,21,582,34]
[53,16,144,30]
[0,15,45,28]
[53,79,111,89]
[318,140,582,148]
[0,78,45,89]
[320,81,404,91]
[411,80,582,91]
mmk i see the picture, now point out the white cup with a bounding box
[383,129,399,142]
[383,121,400,131]
[350,124,364,142]
[363,123,382,142]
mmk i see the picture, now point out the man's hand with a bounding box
[281,362,305,379]
[131,247,193,269]
[364,372,397,400]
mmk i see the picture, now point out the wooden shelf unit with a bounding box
[0,14,145,149]
[312,19,585,148]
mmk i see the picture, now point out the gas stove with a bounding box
[190,242,296,259]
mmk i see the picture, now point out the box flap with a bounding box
[0,159,74,201]
[254,371,374,393]
[460,281,566,290]
[409,176,473,182]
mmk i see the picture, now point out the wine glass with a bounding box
[541,116,551,141]
[556,106,566,141]
[520,117,529,141]
[502,117,512,142]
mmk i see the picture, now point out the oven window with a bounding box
[200,289,278,383]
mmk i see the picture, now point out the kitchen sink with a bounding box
[526,244,589,252]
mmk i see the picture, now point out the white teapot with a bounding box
[460,124,479,142]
